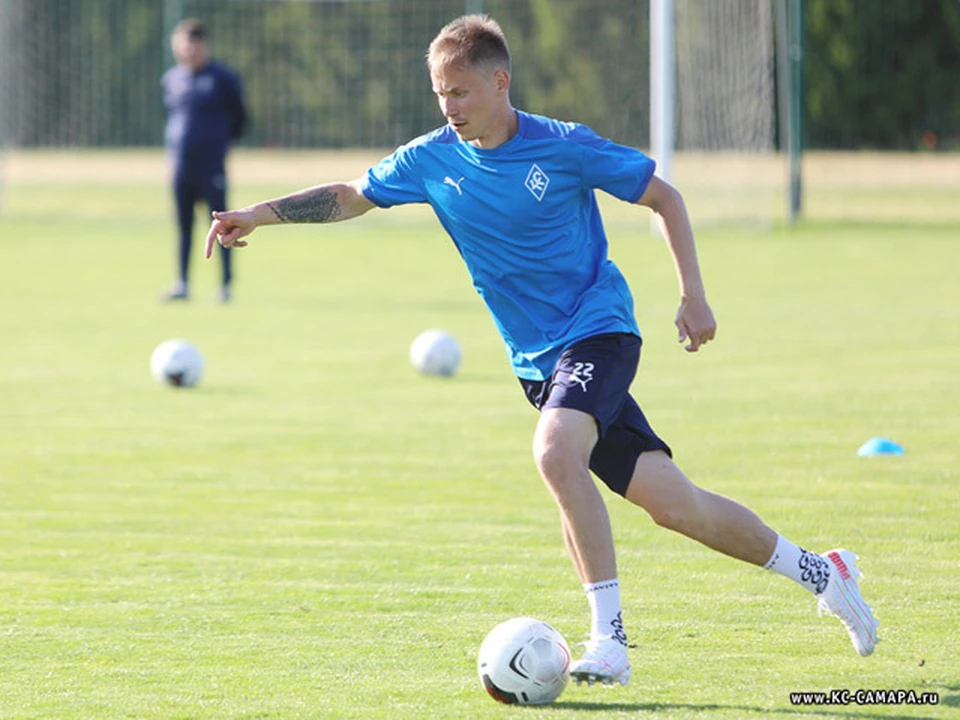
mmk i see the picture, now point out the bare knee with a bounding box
[625,451,703,531]
[532,408,597,497]
[644,488,699,532]
[533,432,588,496]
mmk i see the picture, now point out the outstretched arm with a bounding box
[205,178,376,258]
[635,175,717,352]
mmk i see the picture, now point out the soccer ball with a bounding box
[150,339,204,388]
[477,617,571,705]
[409,329,461,377]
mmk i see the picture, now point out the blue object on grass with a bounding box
[857,437,905,456]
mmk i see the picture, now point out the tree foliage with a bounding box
[804,0,960,149]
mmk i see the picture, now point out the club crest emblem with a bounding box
[524,164,550,201]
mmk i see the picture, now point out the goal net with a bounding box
[670,0,782,224]
[0,0,782,224]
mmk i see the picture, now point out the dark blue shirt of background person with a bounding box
[161,18,247,303]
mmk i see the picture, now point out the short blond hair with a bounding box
[427,14,511,74]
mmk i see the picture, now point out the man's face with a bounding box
[430,62,508,147]
[172,32,208,71]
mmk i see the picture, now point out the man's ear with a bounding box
[493,68,511,95]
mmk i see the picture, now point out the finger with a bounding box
[678,318,700,348]
[696,328,715,348]
[680,318,700,352]
[204,223,219,259]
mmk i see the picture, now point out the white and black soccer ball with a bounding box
[477,617,571,705]
[150,339,204,388]
[409,328,461,377]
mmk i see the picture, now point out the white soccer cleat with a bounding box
[817,549,880,657]
[569,635,631,687]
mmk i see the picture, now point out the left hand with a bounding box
[675,294,717,352]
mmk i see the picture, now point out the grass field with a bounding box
[1,150,958,720]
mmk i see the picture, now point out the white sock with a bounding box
[764,534,832,595]
[584,579,627,646]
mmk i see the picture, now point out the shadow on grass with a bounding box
[552,700,948,720]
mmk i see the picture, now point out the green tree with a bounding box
[804,0,960,149]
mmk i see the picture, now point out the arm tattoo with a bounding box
[268,187,342,223]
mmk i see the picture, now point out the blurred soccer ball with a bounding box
[150,339,204,388]
[409,329,461,377]
[478,617,571,705]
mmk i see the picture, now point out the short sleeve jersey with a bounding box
[361,110,656,381]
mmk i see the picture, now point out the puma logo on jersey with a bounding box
[444,176,465,195]
[570,362,595,392]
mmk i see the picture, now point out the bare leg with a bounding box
[560,517,586,581]
[625,450,776,566]
[535,408,634,685]
[532,407,616,583]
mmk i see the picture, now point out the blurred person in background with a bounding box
[161,18,247,303]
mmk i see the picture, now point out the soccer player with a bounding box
[162,18,247,303]
[205,15,879,686]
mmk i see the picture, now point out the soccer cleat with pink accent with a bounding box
[568,635,631,687]
[817,549,880,657]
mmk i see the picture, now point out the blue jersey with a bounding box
[361,110,656,381]
[162,60,246,174]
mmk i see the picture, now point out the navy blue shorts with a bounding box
[519,333,672,497]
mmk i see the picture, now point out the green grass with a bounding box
[1,152,958,719]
